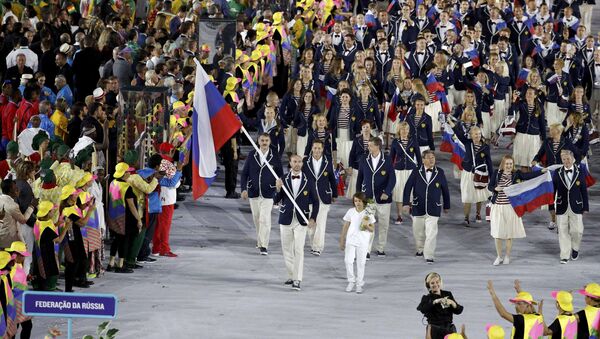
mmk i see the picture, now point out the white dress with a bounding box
[490,173,526,239]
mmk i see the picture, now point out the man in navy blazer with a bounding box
[403,150,450,264]
[406,36,433,80]
[303,140,337,256]
[552,150,589,264]
[356,137,396,257]
[274,155,318,291]
[240,134,284,255]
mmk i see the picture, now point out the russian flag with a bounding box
[531,42,544,56]
[192,59,242,199]
[440,123,465,169]
[386,0,398,13]
[580,158,596,187]
[426,73,450,114]
[503,171,555,217]
[516,69,530,89]
[388,90,399,122]
[465,49,480,68]
[365,11,377,28]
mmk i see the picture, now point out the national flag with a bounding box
[365,11,377,28]
[334,163,345,196]
[325,86,337,110]
[493,20,507,32]
[504,171,555,217]
[516,69,530,89]
[531,42,544,56]
[388,90,400,122]
[192,59,242,199]
[465,49,480,68]
[425,73,450,114]
[426,6,438,21]
[440,123,465,169]
[67,4,77,14]
[386,0,398,13]
[580,158,596,187]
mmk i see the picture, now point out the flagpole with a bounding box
[239,125,310,225]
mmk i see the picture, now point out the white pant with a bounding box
[19,223,34,274]
[447,88,465,110]
[280,222,307,281]
[412,215,439,260]
[344,243,368,286]
[249,197,274,248]
[308,203,330,252]
[368,203,391,252]
[557,208,584,260]
[580,4,593,35]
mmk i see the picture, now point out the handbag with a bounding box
[471,144,489,189]
[485,201,492,222]
[499,116,516,136]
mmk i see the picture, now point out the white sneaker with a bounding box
[548,222,557,230]
[493,257,502,266]
[503,256,510,265]
[356,285,363,294]
[346,282,355,292]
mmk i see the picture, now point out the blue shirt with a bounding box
[57,85,74,106]
[39,86,57,104]
[27,114,56,140]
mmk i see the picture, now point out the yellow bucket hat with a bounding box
[59,186,77,201]
[552,290,574,312]
[486,324,506,339]
[509,291,537,305]
[273,12,283,25]
[226,77,241,91]
[37,200,55,217]
[5,241,31,257]
[579,283,600,299]
[114,162,134,179]
[0,251,12,269]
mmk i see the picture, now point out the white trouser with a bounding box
[557,208,584,260]
[580,4,593,34]
[368,203,391,252]
[19,223,34,274]
[345,242,368,286]
[249,197,274,248]
[412,215,439,260]
[308,202,330,252]
[280,221,307,281]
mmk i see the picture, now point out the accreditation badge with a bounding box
[381,170,386,176]
[304,191,308,196]
[323,171,328,176]
[576,180,580,186]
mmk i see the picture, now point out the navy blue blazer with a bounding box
[293,105,321,137]
[348,137,370,170]
[304,129,336,158]
[302,156,338,204]
[403,166,450,217]
[488,170,544,204]
[552,166,589,215]
[389,137,422,171]
[240,149,284,199]
[356,153,396,204]
[406,50,433,80]
[274,172,320,226]
[533,137,568,166]
[353,97,382,133]
[509,101,547,140]
[402,111,435,150]
[563,124,590,162]
[452,126,493,173]
[279,93,300,126]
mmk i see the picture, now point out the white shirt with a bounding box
[312,156,323,174]
[259,149,269,166]
[371,153,381,170]
[564,166,574,186]
[425,167,434,182]
[291,172,302,195]
[343,208,376,246]
[6,47,39,72]
[17,127,49,156]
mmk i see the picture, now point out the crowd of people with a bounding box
[0,0,597,337]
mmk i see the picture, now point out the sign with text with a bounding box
[22,291,118,319]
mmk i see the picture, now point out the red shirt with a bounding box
[15,99,36,135]
[0,159,9,179]
[1,101,18,140]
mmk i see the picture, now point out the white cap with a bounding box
[93,88,105,100]
[59,43,73,54]
[21,74,33,81]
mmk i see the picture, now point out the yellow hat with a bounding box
[5,241,31,257]
[76,172,95,188]
[259,45,271,57]
[273,12,283,25]
[114,162,134,179]
[579,283,600,299]
[59,186,77,201]
[251,49,263,61]
[552,290,574,312]
[185,91,194,104]
[37,200,54,217]
[235,49,243,60]
[486,324,506,339]
[78,191,92,204]
[509,291,537,305]
[0,251,11,269]
[173,101,186,111]
[444,334,464,339]
[226,77,241,91]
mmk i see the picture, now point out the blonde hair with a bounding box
[396,121,410,138]
[499,155,515,173]
[549,123,564,135]
[496,61,510,77]
[311,113,328,130]
[461,106,478,124]
[412,79,429,104]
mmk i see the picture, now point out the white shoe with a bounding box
[493,257,502,266]
[548,222,557,230]
[346,282,355,292]
[356,285,363,294]
[503,256,510,265]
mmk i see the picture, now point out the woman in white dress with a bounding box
[488,155,546,265]
[339,192,375,294]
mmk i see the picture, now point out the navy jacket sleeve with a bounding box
[309,185,320,220]
[240,154,251,191]
[403,169,416,206]
[440,169,450,210]
[384,158,396,197]
[356,159,365,193]
[327,161,338,198]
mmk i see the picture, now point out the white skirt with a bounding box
[490,204,526,239]
[448,88,465,108]
[345,170,359,198]
[460,170,491,203]
[492,99,507,132]
[481,112,492,139]
[392,169,412,202]
[426,101,442,133]
[336,128,351,167]
[513,133,542,167]
[296,135,308,157]
[285,127,298,153]
[545,102,566,126]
